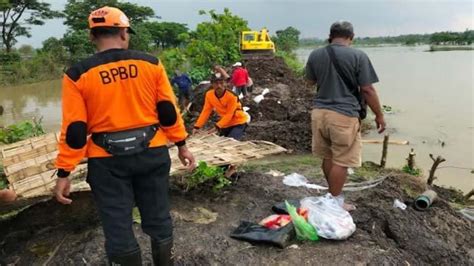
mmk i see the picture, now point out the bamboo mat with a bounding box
[0,132,286,204]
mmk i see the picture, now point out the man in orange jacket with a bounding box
[53,6,195,265]
[193,73,248,140]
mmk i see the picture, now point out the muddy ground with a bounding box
[1,56,471,265]
[1,170,472,265]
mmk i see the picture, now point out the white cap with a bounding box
[232,62,242,67]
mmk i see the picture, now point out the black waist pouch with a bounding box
[92,124,158,156]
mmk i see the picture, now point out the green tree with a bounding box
[144,21,189,49]
[273,26,300,52]
[0,0,62,52]
[186,8,249,69]
[17,44,33,57]
[64,0,154,32]
[159,47,187,76]
[128,22,153,52]
[62,29,95,63]
[40,37,67,63]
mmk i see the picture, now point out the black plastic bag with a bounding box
[272,199,300,214]
[230,221,295,248]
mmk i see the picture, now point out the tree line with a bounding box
[300,30,474,46]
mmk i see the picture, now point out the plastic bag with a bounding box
[300,194,356,240]
[283,173,328,190]
[285,201,319,241]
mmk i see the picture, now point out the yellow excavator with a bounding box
[240,28,275,59]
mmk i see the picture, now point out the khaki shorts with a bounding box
[311,108,362,167]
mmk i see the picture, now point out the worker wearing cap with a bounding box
[230,62,249,97]
[193,73,248,140]
[53,6,195,265]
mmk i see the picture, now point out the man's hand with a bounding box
[54,178,72,204]
[207,127,218,135]
[178,145,196,170]
[375,114,386,133]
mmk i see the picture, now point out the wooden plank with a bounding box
[362,139,409,145]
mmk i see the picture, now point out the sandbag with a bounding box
[301,194,356,240]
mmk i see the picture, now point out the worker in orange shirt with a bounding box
[193,72,248,140]
[53,6,195,265]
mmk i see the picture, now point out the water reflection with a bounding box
[0,80,62,132]
[297,45,473,193]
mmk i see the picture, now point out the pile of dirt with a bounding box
[242,57,314,152]
[1,172,472,265]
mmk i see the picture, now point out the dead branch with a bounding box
[427,154,446,186]
[380,134,389,168]
[464,189,474,201]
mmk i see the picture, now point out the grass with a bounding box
[241,154,384,183]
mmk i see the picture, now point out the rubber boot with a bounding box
[108,249,142,266]
[151,237,173,266]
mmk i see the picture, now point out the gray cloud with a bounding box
[17,0,473,47]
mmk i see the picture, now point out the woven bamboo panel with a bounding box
[0,132,87,199]
[1,133,286,201]
[168,134,287,176]
[0,133,59,161]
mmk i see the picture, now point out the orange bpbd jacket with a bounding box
[55,49,187,172]
[194,89,248,129]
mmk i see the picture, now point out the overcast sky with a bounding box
[17,0,474,47]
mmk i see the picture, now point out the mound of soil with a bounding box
[1,173,472,265]
[242,57,314,152]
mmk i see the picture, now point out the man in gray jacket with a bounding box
[305,21,386,210]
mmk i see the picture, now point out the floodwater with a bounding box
[0,79,61,132]
[297,45,473,193]
[0,46,473,192]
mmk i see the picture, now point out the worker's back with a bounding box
[306,43,378,117]
[58,48,186,168]
[66,48,163,133]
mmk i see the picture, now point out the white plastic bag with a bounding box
[283,173,327,190]
[300,194,356,240]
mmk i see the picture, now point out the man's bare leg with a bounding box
[322,159,332,182]
[327,163,347,196]
[327,163,356,211]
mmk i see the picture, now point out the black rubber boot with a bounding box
[108,249,142,266]
[151,237,173,266]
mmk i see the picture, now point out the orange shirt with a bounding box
[194,88,248,129]
[55,49,187,172]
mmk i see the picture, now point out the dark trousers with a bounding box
[87,146,172,256]
[219,124,247,140]
[235,85,247,96]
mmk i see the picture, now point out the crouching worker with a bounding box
[192,73,248,140]
[53,6,195,265]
